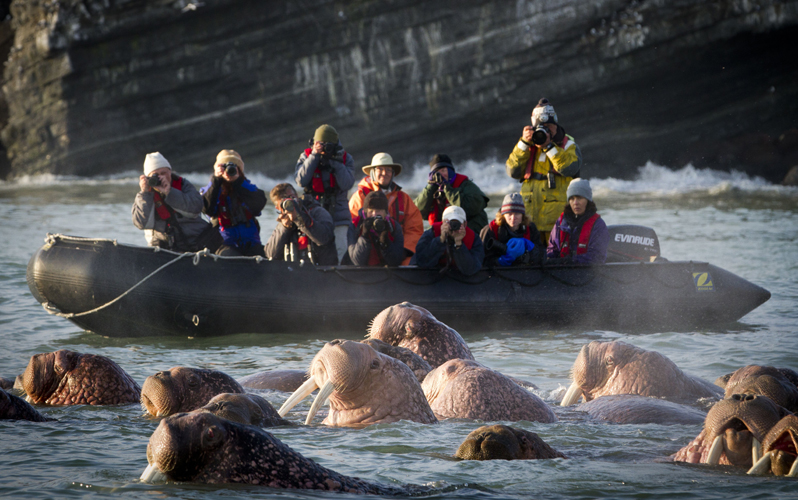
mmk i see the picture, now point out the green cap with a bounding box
[313,124,339,144]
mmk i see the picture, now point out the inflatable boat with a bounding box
[26,228,771,337]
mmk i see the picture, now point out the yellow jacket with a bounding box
[505,135,582,235]
[348,177,424,265]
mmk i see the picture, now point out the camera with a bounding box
[431,172,444,185]
[485,237,507,256]
[371,216,388,233]
[223,163,238,176]
[447,219,461,232]
[280,198,298,212]
[321,142,338,156]
[531,125,550,146]
[147,174,161,187]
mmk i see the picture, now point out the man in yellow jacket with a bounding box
[506,98,583,239]
[349,152,424,265]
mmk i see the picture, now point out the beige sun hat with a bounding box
[362,152,403,177]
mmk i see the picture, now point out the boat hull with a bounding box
[26,236,771,337]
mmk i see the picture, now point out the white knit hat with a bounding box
[442,205,467,224]
[143,152,171,175]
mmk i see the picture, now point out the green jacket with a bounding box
[415,174,489,233]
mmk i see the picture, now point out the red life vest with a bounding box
[152,175,185,222]
[428,173,468,225]
[306,147,348,195]
[488,220,531,241]
[352,213,395,266]
[215,185,254,230]
[558,213,600,257]
[431,221,476,269]
[357,181,406,224]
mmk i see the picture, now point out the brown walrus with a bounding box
[21,349,140,405]
[367,302,473,368]
[455,425,566,460]
[1,389,54,422]
[197,393,290,427]
[141,367,244,417]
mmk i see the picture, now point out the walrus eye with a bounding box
[203,425,223,448]
[605,356,615,366]
[187,375,199,388]
[370,359,380,370]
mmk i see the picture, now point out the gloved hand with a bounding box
[379,229,392,248]
[360,218,372,236]
[498,238,535,266]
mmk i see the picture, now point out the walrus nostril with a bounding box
[732,394,743,401]
[745,394,756,401]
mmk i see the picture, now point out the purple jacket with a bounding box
[546,213,609,264]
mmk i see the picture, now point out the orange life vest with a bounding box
[558,213,600,257]
[428,173,468,225]
[357,181,406,224]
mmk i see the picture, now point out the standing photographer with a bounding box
[294,124,355,263]
[410,206,484,276]
[264,183,338,266]
[200,150,267,256]
[132,152,223,252]
[343,191,405,267]
[505,98,582,240]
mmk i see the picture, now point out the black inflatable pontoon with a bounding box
[26,232,771,337]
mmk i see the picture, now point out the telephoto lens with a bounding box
[281,199,297,212]
[147,174,161,187]
[448,219,461,232]
[224,163,238,176]
[531,125,549,145]
[372,217,387,233]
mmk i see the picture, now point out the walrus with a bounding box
[141,412,428,494]
[673,394,791,468]
[1,389,54,422]
[0,377,15,391]
[21,349,140,405]
[238,369,309,393]
[455,425,566,460]
[141,367,244,417]
[422,359,557,423]
[198,393,290,427]
[367,302,474,368]
[718,365,798,412]
[361,338,432,383]
[748,414,798,476]
[278,339,437,427]
[575,395,706,425]
[561,340,722,406]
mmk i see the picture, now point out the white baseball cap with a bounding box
[442,206,466,224]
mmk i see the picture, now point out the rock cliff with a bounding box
[1,0,797,181]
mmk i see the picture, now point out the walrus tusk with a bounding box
[305,380,335,425]
[787,457,798,477]
[278,377,319,417]
[706,435,724,465]
[751,437,761,464]
[747,451,772,475]
[140,463,167,483]
[560,382,582,406]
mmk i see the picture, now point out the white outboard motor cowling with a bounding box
[606,225,660,262]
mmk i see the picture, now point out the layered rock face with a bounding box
[1,0,797,180]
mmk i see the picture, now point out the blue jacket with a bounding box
[201,176,267,248]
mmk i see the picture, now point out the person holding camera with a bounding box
[546,179,608,265]
[295,124,355,263]
[341,191,405,267]
[200,150,267,256]
[410,206,484,276]
[264,183,338,266]
[415,153,489,234]
[506,98,582,240]
[132,152,223,252]
[348,152,423,265]
[480,193,544,267]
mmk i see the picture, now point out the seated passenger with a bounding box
[546,179,608,264]
[200,150,267,256]
[480,193,544,266]
[410,206,484,276]
[349,152,424,265]
[415,154,490,233]
[132,152,224,253]
[264,183,338,266]
[343,191,405,267]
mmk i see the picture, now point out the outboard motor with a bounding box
[606,225,661,262]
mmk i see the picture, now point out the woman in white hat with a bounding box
[410,205,485,276]
[546,179,608,264]
[349,152,424,265]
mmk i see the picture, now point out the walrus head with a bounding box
[455,424,566,461]
[278,339,436,427]
[199,393,289,428]
[141,367,244,417]
[721,366,798,412]
[22,350,77,404]
[756,414,798,476]
[367,302,473,368]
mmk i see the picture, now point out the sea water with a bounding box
[1,161,797,499]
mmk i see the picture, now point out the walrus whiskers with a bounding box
[278,377,319,417]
